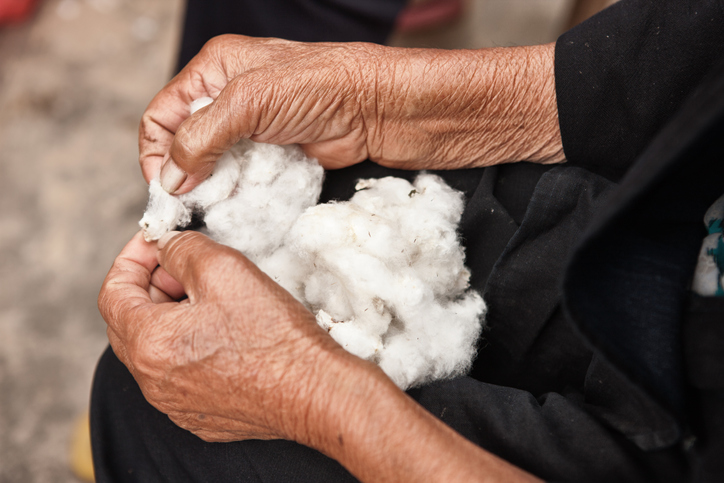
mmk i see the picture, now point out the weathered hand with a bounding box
[98,230,351,443]
[140,35,563,194]
[99,231,542,482]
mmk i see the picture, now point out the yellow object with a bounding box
[70,411,95,482]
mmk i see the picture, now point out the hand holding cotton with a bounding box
[139,97,486,390]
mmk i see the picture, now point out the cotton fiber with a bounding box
[139,97,486,389]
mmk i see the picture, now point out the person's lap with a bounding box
[90,340,657,483]
[90,345,359,483]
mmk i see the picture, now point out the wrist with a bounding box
[290,347,542,483]
[294,351,404,476]
[362,43,564,170]
[283,341,387,450]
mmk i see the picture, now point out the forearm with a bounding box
[145,36,563,192]
[294,350,541,483]
[363,42,564,170]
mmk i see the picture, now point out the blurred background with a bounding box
[0,0,613,481]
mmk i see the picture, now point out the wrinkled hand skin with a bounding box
[98,230,354,443]
[99,232,542,482]
[139,35,564,194]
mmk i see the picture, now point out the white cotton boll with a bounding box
[389,271,428,308]
[177,152,241,210]
[286,174,485,389]
[139,179,191,241]
[379,291,485,388]
[407,240,469,298]
[424,293,485,373]
[317,310,383,360]
[291,203,364,253]
[255,246,309,302]
[204,193,282,260]
[292,203,409,270]
[399,177,469,297]
[321,248,397,306]
[348,174,470,298]
[304,269,354,321]
[139,97,486,392]
[193,141,324,261]
[411,174,465,223]
[378,334,431,389]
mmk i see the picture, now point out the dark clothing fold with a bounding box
[555,0,724,182]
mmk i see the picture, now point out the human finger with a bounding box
[155,231,255,303]
[138,87,192,184]
[161,76,262,194]
[150,266,186,300]
[98,231,159,339]
[148,284,175,304]
[140,47,232,188]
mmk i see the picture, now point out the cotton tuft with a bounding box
[140,97,486,390]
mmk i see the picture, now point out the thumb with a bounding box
[156,231,254,303]
[161,78,262,194]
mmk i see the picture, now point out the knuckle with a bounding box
[127,327,171,379]
[200,36,220,56]
[203,34,237,57]
[138,112,153,138]
[168,231,246,273]
[164,231,205,262]
[171,123,197,162]
[171,121,220,177]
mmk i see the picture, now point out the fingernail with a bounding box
[158,230,181,250]
[160,158,187,193]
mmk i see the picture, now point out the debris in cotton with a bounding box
[139,97,486,390]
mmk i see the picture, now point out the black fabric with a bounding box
[684,296,724,482]
[684,296,724,390]
[555,0,724,182]
[177,0,407,71]
[93,344,684,483]
[471,167,614,393]
[564,55,724,450]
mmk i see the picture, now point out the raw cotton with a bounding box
[139,97,486,390]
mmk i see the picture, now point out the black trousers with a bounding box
[91,341,659,483]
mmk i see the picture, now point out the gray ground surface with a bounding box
[0,1,568,481]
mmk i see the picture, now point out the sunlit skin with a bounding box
[100,34,564,482]
[138,35,563,193]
